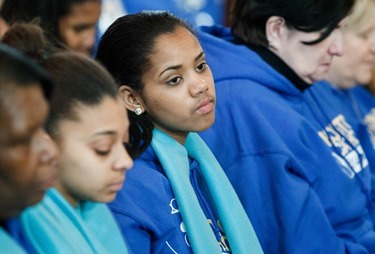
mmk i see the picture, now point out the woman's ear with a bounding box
[265,16,287,50]
[118,85,144,114]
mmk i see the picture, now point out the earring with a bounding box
[134,107,143,115]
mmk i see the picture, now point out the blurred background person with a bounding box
[304,0,375,198]
[0,0,101,56]
[194,0,375,252]
[2,22,133,253]
[0,43,57,252]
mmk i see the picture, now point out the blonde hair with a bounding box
[346,0,375,31]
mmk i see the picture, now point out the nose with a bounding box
[189,73,209,97]
[328,30,344,57]
[39,130,59,165]
[113,144,133,172]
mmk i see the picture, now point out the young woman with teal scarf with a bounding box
[96,11,263,254]
[3,23,133,253]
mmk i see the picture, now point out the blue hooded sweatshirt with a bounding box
[108,146,232,254]
[350,85,375,168]
[305,82,375,205]
[197,25,375,253]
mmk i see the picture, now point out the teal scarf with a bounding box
[21,188,128,254]
[0,226,26,253]
[151,129,263,254]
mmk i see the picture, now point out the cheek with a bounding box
[205,72,215,93]
[56,147,87,181]
[63,31,79,47]
[5,147,37,180]
[58,24,81,48]
[147,95,180,116]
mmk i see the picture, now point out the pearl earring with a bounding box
[134,107,143,115]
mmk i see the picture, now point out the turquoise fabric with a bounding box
[151,129,263,254]
[21,188,128,254]
[0,226,26,254]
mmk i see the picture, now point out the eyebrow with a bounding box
[93,130,117,137]
[158,51,205,77]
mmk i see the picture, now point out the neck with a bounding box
[153,127,188,145]
[54,182,79,208]
[247,44,311,91]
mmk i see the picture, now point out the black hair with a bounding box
[43,51,119,139]
[231,0,354,47]
[96,11,194,158]
[0,43,53,100]
[2,22,54,64]
[0,0,100,50]
[2,22,118,140]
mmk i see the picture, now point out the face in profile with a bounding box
[326,15,375,88]
[0,84,58,218]
[58,0,101,56]
[273,17,348,84]
[137,26,216,144]
[54,96,133,206]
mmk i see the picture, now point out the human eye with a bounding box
[73,24,91,33]
[166,76,182,86]
[15,135,32,145]
[11,129,38,146]
[358,28,375,40]
[196,62,208,73]
[95,148,111,156]
[93,141,112,157]
[358,32,369,40]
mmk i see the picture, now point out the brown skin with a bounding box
[0,16,9,39]
[120,26,216,145]
[53,97,133,207]
[58,0,101,56]
[0,84,58,219]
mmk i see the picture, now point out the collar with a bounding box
[250,45,310,91]
[231,36,310,92]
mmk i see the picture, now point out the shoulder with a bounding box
[109,148,176,221]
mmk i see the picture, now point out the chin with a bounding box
[99,194,116,204]
[196,120,215,132]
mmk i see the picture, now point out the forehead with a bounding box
[154,26,198,49]
[64,0,101,21]
[0,84,47,142]
[149,26,201,66]
[58,96,127,138]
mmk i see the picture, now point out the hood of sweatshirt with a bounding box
[197,25,303,97]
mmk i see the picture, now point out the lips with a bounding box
[108,176,125,192]
[108,182,124,192]
[196,97,214,114]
